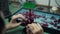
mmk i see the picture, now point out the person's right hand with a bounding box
[6,14,25,29]
[26,23,44,34]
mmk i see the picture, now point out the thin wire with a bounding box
[55,0,60,7]
[48,0,51,12]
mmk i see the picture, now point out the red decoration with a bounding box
[22,9,40,25]
[42,23,48,27]
[57,19,60,23]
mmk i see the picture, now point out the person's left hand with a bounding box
[6,14,25,29]
[26,23,43,34]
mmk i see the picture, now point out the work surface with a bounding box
[6,8,60,34]
[5,2,60,34]
[17,9,60,30]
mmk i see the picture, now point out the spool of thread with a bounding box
[52,7,58,11]
[51,7,58,13]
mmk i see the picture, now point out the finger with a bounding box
[27,24,34,31]
[32,23,39,33]
[37,23,44,34]
[26,28,33,34]
[17,14,25,20]
[11,15,19,20]
[11,14,25,23]
[27,24,35,33]
[31,23,37,33]
[26,27,32,34]
[37,23,43,33]
[18,22,22,25]
[13,22,21,27]
[32,23,39,29]
[37,23,42,29]
[27,24,35,34]
[12,14,25,20]
[26,29,30,34]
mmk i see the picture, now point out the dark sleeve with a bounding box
[0,0,9,10]
[0,16,5,34]
[0,0,11,17]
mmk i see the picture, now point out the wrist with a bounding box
[6,24,11,29]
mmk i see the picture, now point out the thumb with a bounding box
[14,22,22,27]
[16,22,22,25]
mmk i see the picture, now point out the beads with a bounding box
[22,11,40,25]
[57,19,60,23]
[50,16,56,20]
[42,23,48,27]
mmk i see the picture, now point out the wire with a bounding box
[48,0,51,12]
[55,0,60,7]
[6,0,60,18]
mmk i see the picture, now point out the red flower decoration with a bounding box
[22,11,40,25]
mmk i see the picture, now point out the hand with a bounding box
[6,14,25,29]
[26,23,44,34]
